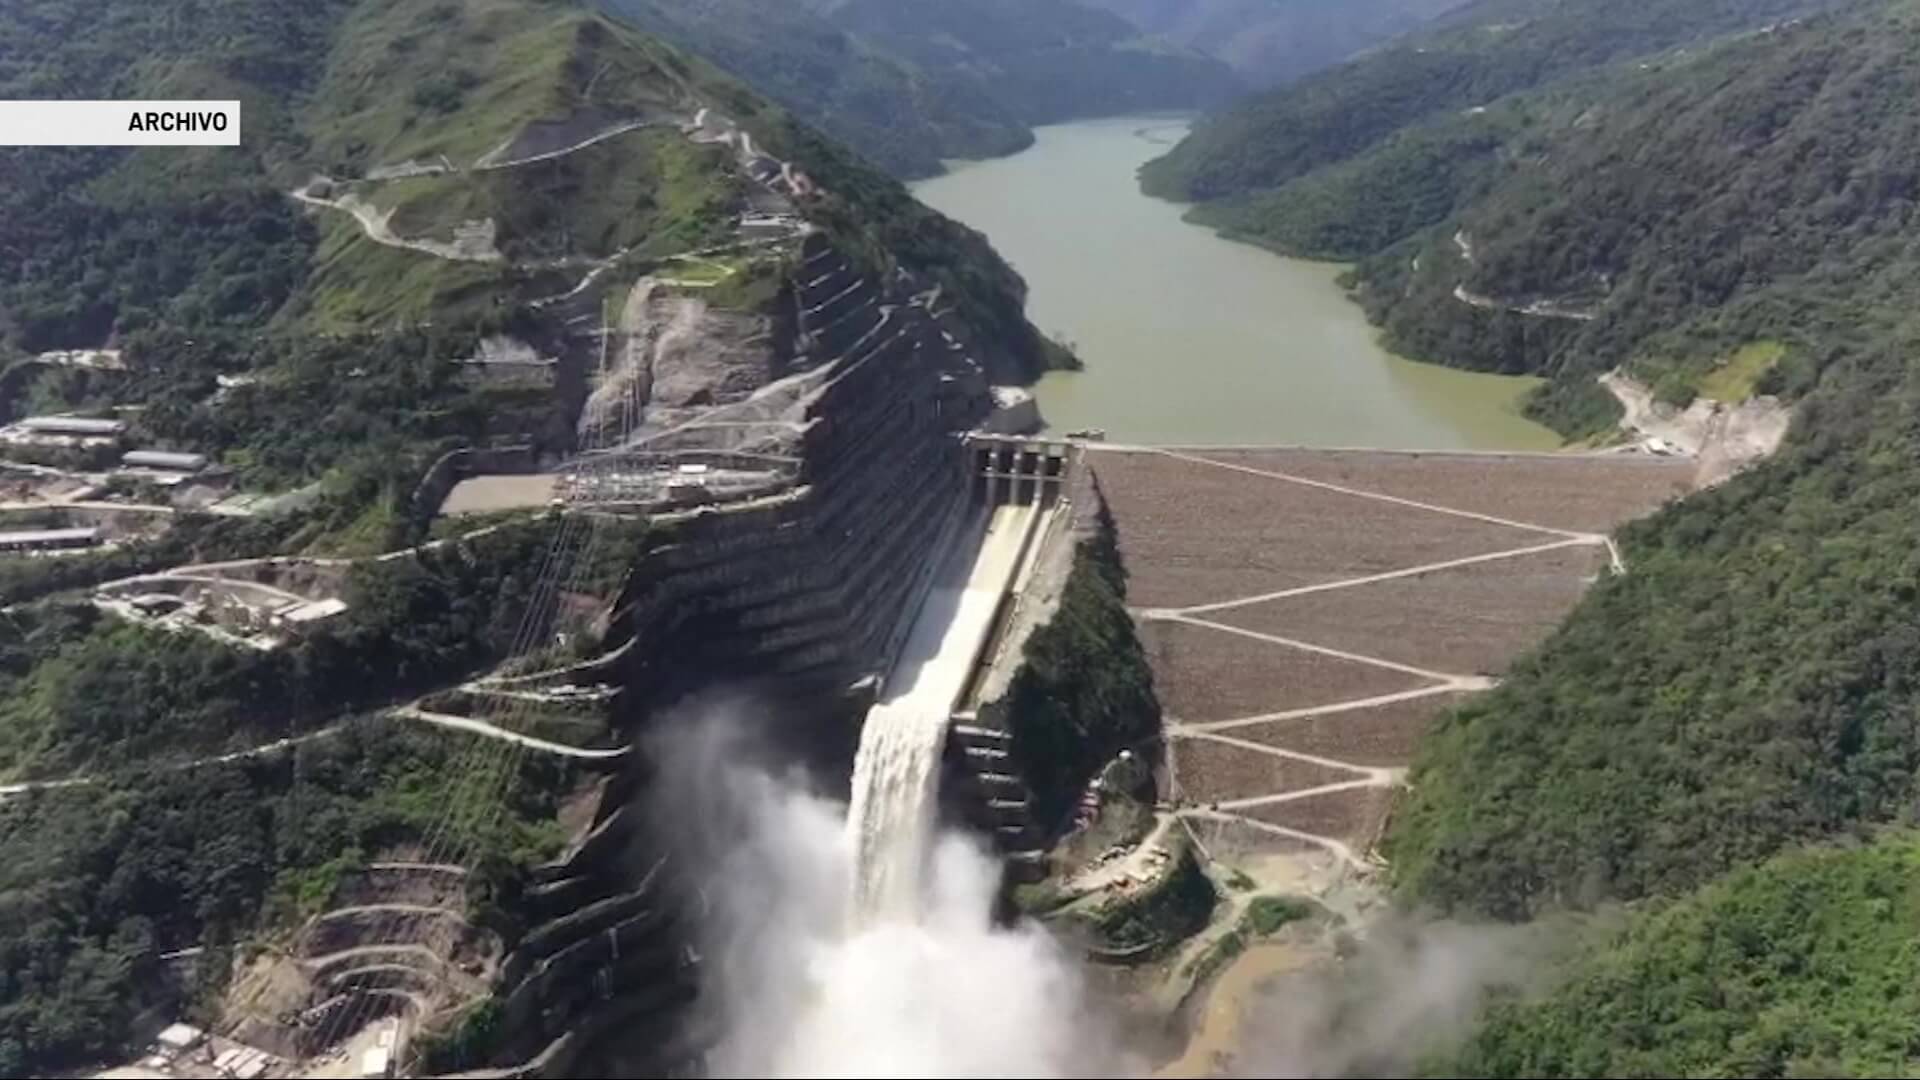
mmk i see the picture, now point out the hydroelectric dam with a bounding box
[245,202,1103,1074]
[223,202,1695,1080]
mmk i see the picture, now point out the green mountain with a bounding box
[599,0,1033,178]
[0,0,1050,367]
[1168,6,1920,1071]
[1140,0,1840,202]
[1440,833,1920,1077]
[1079,0,1471,86]
[605,0,1243,179]
[0,2,1063,1070]
[1353,0,1920,918]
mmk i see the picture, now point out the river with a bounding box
[912,115,1559,450]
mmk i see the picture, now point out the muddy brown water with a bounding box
[912,116,1559,450]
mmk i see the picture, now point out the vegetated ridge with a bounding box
[1140,0,1841,203]
[1143,0,1907,437]
[1354,0,1920,912]
[0,0,1057,1072]
[1127,2,1920,1072]
[1078,0,1472,86]
[605,0,1242,179]
[1434,833,1920,1077]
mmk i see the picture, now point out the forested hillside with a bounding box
[1140,0,1839,202]
[1349,0,1920,976]
[0,0,1051,372]
[1080,0,1468,85]
[1436,834,1920,1077]
[1324,1,1920,430]
[1199,7,1920,1072]
[600,0,1031,178]
[606,0,1239,180]
[0,0,1057,1071]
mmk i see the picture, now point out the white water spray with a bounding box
[844,701,948,923]
[655,699,1119,1078]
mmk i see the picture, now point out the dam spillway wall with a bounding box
[608,233,992,700]
[470,233,998,1076]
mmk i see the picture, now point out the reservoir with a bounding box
[912,116,1559,450]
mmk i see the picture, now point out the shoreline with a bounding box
[915,115,1560,451]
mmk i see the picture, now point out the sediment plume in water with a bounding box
[648,697,1114,1078]
[844,701,947,924]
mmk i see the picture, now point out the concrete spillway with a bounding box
[847,502,1042,924]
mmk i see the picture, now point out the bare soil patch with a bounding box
[1174,737,1362,806]
[1212,544,1607,677]
[1140,619,1430,724]
[1244,787,1395,850]
[1182,815,1328,859]
[440,473,556,514]
[1089,450,1545,609]
[1182,448,1693,534]
[1229,693,1472,768]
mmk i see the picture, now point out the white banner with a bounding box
[0,100,241,146]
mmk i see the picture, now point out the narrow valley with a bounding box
[913,117,1559,449]
[8,1,1920,1078]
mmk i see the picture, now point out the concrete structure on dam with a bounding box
[240,392,1697,1080]
[382,423,1695,1080]
[469,430,1085,1077]
[363,228,1093,1075]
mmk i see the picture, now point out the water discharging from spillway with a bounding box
[845,701,948,924]
[663,699,1107,1075]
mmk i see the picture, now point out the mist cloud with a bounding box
[643,697,1543,1079]
[646,697,1120,1079]
[1225,915,1545,1078]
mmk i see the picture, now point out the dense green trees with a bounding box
[0,722,569,1074]
[826,0,1240,126]
[0,0,342,352]
[1388,336,1920,916]
[1079,0,1470,87]
[607,0,1032,179]
[1187,115,1515,260]
[608,0,1238,181]
[991,502,1161,832]
[1344,0,1920,421]
[130,326,550,491]
[1438,834,1920,1077]
[1142,0,1838,202]
[0,519,597,780]
[0,511,615,1074]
